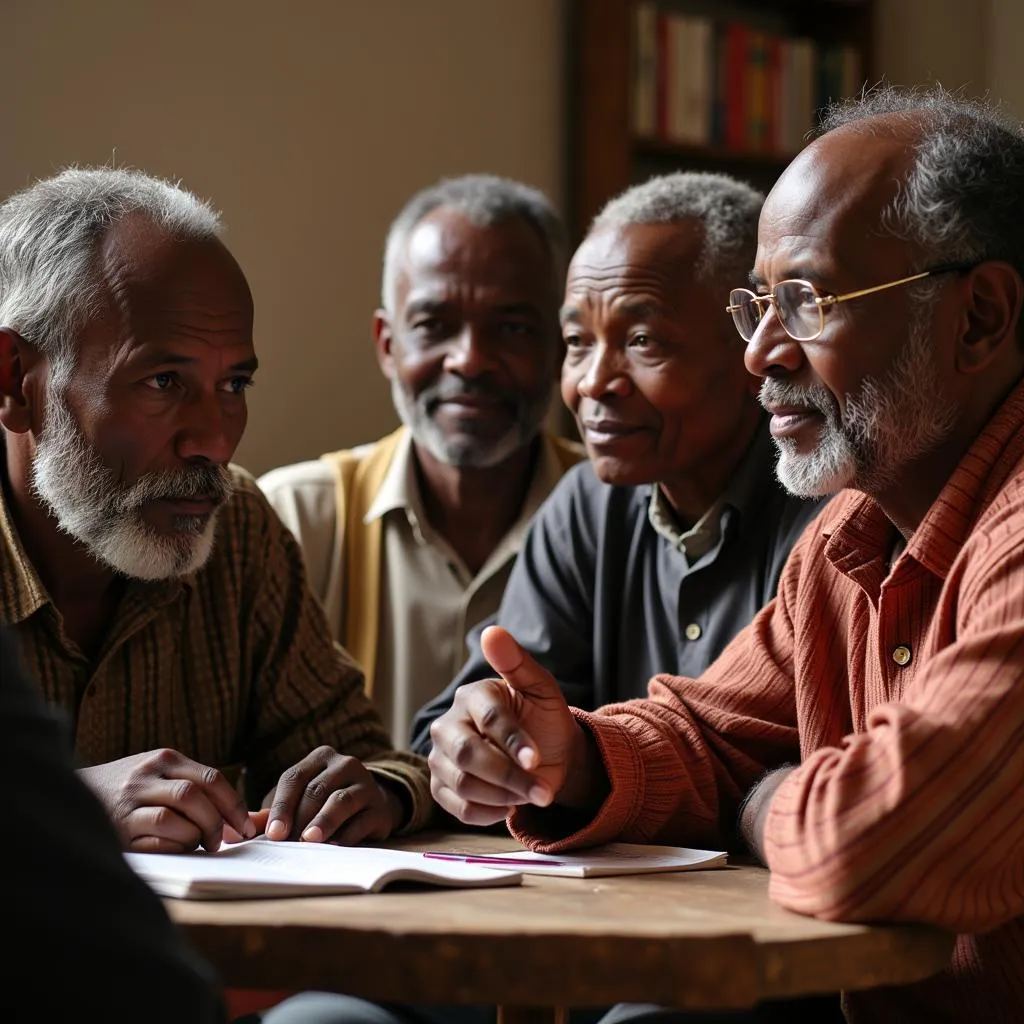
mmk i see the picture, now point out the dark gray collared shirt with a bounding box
[410,422,829,752]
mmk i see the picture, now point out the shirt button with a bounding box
[892,645,912,667]
[684,623,702,641]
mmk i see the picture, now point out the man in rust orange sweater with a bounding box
[429,86,1024,1023]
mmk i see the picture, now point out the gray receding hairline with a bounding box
[588,171,765,291]
[0,165,222,386]
[380,173,567,313]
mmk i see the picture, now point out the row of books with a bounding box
[632,4,863,156]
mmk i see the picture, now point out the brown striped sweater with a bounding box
[512,379,1024,1022]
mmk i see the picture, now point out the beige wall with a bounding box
[988,0,1024,116]
[4,0,567,476]
[5,0,1013,475]
[875,0,988,96]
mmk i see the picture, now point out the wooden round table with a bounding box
[167,832,954,1023]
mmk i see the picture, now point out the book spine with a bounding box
[667,13,689,142]
[631,2,658,137]
[724,21,748,151]
[766,33,782,156]
[689,16,713,146]
[655,11,670,140]
[746,28,768,153]
[711,20,727,146]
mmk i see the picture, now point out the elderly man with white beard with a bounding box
[259,175,582,749]
[426,87,1024,1024]
[0,167,432,856]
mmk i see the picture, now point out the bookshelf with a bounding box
[567,0,876,240]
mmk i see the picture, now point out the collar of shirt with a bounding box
[646,418,777,563]
[647,486,724,562]
[363,427,429,541]
[363,427,572,584]
[822,374,1024,583]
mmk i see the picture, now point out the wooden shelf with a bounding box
[567,0,876,240]
[633,136,797,168]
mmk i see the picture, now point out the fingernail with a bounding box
[266,819,287,840]
[243,817,257,839]
[528,783,552,805]
[301,825,324,843]
[517,747,538,770]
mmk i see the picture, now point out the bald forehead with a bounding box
[97,213,251,309]
[571,221,704,275]
[393,206,557,314]
[758,118,922,280]
[403,207,548,271]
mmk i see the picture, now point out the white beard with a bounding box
[763,309,957,498]
[30,390,233,581]
[390,375,550,469]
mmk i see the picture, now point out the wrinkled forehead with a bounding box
[566,221,705,290]
[66,213,254,373]
[398,208,555,304]
[756,122,920,282]
[98,213,252,311]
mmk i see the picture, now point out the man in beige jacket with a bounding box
[259,175,581,748]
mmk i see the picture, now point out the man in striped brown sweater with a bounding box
[429,86,1024,1022]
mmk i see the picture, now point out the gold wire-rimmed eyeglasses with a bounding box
[725,262,977,343]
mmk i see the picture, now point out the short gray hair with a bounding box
[818,85,1024,278]
[0,167,221,384]
[381,173,566,313]
[589,171,764,290]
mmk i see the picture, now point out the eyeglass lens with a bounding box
[774,281,822,340]
[729,281,823,342]
[728,289,762,341]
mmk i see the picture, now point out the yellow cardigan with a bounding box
[320,427,583,696]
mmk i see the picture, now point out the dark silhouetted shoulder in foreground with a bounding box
[2,627,225,1023]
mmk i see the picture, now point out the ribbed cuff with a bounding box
[508,709,646,852]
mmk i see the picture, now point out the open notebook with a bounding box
[421,842,728,878]
[125,837,523,900]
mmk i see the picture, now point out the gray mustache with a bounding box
[759,379,834,417]
[117,464,234,512]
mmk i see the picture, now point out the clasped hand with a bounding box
[428,625,601,825]
[81,745,403,853]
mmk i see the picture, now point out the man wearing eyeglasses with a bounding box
[427,86,1024,1023]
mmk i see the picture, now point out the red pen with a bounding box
[422,852,565,866]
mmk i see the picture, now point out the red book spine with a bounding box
[724,21,748,151]
[766,33,782,155]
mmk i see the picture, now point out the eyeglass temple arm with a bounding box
[725,292,774,313]
[815,271,932,308]
[817,262,975,308]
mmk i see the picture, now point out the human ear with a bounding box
[0,329,35,434]
[955,261,1024,373]
[372,309,396,379]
